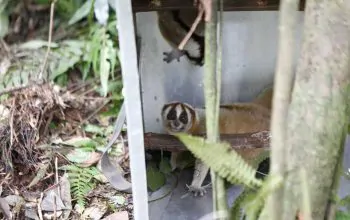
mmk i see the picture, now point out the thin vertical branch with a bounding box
[39,0,57,80]
[212,0,228,217]
[268,0,299,219]
[204,0,217,145]
[203,0,227,218]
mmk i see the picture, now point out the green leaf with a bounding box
[33,0,50,4]
[175,133,263,189]
[100,42,111,97]
[339,195,350,211]
[0,11,9,38]
[244,175,283,220]
[68,0,93,25]
[84,124,105,135]
[19,40,59,49]
[336,210,350,220]
[107,0,116,11]
[94,0,109,25]
[146,165,166,192]
[65,148,97,164]
[62,137,97,149]
[0,0,9,13]
[112,195,126,205]
[159,158,172,175]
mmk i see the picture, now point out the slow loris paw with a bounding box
[186,184,208,197]
[163,49,185,63]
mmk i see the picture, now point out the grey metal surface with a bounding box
[135,10,305,219]
[115,1,149,219]
[134,10,350,219]
[136,11,305,134]
[338,136,350,200]
[148,140,350,220]
[148,169,243,220]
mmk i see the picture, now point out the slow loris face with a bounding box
[161,102,197,134]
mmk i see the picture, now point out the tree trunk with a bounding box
[282,1,350,219]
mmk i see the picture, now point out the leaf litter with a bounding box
[0,79,131,219]
[0,2,133,219]
[0,42,130,220]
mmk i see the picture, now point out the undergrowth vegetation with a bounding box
[0,0,131,219]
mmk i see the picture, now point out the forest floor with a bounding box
[0,1,134,219]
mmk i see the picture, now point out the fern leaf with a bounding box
[230,188,257,220]
[336,210,350,220]
[244,175,283,220]
[176,133,262,189]
[64,165,97,208]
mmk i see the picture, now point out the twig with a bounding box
[0,39,12,58]
[9,99,16,147]
[37,192,44,220]
[0,173,10,186]
[0,84,33,97]
[55,157,60,195]
[39,0,57,80]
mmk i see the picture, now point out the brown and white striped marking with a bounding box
[161,102,198,134]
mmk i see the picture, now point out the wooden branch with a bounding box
[132,0,306,12]
[267,0,300,218]
[143,131,270,152]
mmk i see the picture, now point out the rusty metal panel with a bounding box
[136,11,305,134]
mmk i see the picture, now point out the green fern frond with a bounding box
[61,165,98,208]
[230,188,257,220]
[243,175,283,220]
[336,210,350,220]
[339,195,350,209]
[175,133,262,189]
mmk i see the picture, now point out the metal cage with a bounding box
[114,1,350,219]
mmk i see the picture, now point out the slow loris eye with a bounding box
[167,108,177,120]
[179,111,188,124]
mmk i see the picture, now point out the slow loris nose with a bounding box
[173,120,180,127]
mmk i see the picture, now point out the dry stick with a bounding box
[39,0,57,80]
[178,6,204,50]
[0,84,33,97]
[37,193,44,220]
[53,157,59,220]
[268,0,299,219]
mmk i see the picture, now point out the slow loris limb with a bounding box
[177,7,204,50]
[161,92,272,196]
[157,10,205,66]
[194,0,212,22]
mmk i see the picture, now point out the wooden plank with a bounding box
[143,131,270,152]
[132,0,306,12]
